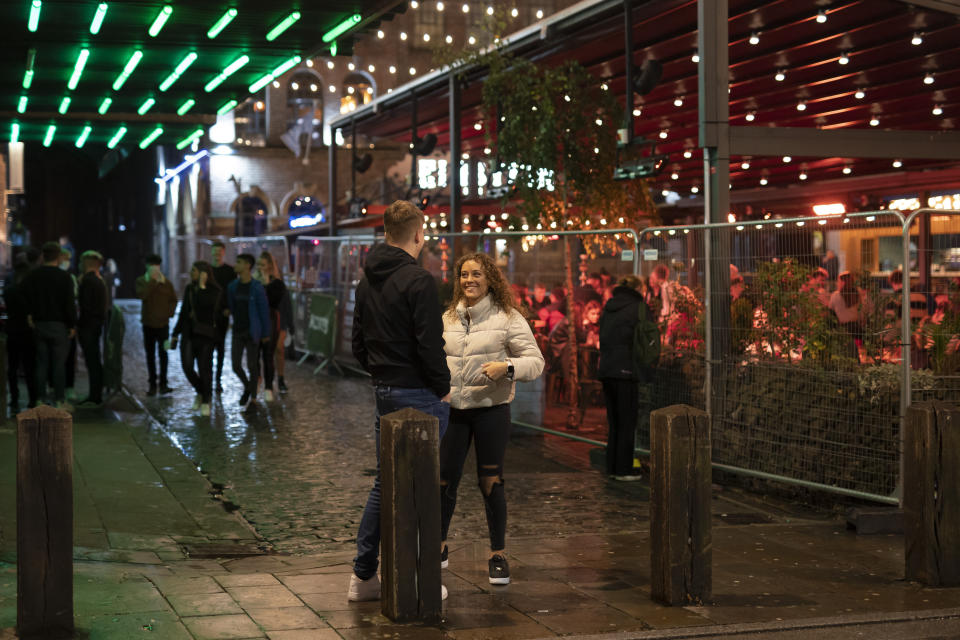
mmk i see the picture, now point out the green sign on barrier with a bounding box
[302,293,341,375]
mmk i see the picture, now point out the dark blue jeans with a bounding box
[353,385,450,580]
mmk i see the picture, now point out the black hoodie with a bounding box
[598,285,651,380]
[352,243,450,397]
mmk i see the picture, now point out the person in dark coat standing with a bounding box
[210,241,236,392]
[76,250,108,407]
[5,247,40,412]
[171,261,222,416]
[597,274,651,480]
[135,254,178,396]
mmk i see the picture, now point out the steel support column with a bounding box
[448,73,461,233]
[328,128,338,237]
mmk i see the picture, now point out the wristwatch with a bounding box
[506,361,515,380]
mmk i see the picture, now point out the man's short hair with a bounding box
[145,253,162,266]
[236,253,255,267]
[25,246,40,265]
[41,241,61,263]
[617,274,642,290]
[383,200,423,244]
[211,240,225,250]
[81,250,104,265]
[889,269,903,286]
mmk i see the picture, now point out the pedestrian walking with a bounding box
[76,250,108,408]
[60,247,79,402]
[348,200,451,603]
[5,248,39,413]
[135,254,177,396]
[23,241,77,411]
[439,252,544,587]
[171,261,222,417]
[225,254,270,408]
[255,251,286,401]
[210,241,236,392]
[597,274,652,480]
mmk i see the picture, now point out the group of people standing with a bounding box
[5,241,111,412]
[136,241,293,416]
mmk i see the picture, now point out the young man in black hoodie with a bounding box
[76,250,108,407]
[348,200,451,603]
[210,241,235,392]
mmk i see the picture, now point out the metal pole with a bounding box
[448,73,461,233]
[350,119,357,202]
[328,127,338,236]
[623,0,633,145]
[410,91,418,199]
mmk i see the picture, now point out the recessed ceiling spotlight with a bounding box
[912,32,923,46]
[842,166,852,174]
[691,186,699,194]
[749,31,760,45]
[659,130,668,139]
[775,69,786,81]
[691,51,700,63]
[632,108,641,117]
[869,117,879,126]
[782,156,792,163]
[796,101,807,111]
[683,149,693,159]
[673,96,683,107]
[854,88,865,99]
[816,9,827,23]
[932,104,943,115]
[741,160,751,170]
[671,172,679,180]
[924,73,935,85]
[838,52,849,65]
[799,171,808,180]
[745,110,756,122]
[759,177,768,186]
[892,159,903,168]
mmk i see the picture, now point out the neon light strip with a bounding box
[107,125,127,149]
[17,95,28,113]
[98,97,112,114]
[204,54,249,92]
[207,8,237,39]
[176,128,204,150]
[28,0,41,32]
[67,48,90,90]
[58,96,71,114]
[75,125,92,148]
[90,2,108,34]
[217,99,238,115]
[42,123,56,147]
[148,5,172,37]
[176,98,195,115]
[322,14,361,43]
[113,50,143,91]
[159,51,197,91]
[11,123,20,144]
[139,125,163,149]
[249,54,301,92]
[137,97,155,115]
[158,149,210,182]
[266,11,300,41]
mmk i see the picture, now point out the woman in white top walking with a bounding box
[440,253,544,586]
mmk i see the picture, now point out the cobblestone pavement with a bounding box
[121,304,654,556]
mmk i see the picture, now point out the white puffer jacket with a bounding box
[443,294,545,410]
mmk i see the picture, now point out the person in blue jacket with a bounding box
[226,253,271,408]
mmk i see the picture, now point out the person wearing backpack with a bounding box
[598,274,658,480]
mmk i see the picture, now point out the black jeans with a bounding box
[601,378,639,476]
[181,335,215,402]
[78,324,104,403]
[214,324,228,385]
[143,325,169,386]
[35,321,69,404]
[440,403,511,552]
[260,331,277,389]
[7,330,37,408]
[231,333,260,395]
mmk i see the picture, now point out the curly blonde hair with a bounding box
[446,252,517,318]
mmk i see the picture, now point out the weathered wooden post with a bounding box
[0,335,8,421]
[904,401,960,586]
[17,405,74,638]
[379,407,442,623]
[649,404,712,605]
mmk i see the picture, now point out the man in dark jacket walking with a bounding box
[5,248,40,412]
[23,241,77,410]
[211,240,235,392]
[225,253,270,408]
[77,250,108,407]
[347,200,451,603]
[135,254,177,396]
[597,274,652,480]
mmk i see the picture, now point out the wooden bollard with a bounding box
[649,404,712,605]
[904,401,960,586]
[0,335,7,421]
[17,405,74,638]
[379,407,441,623]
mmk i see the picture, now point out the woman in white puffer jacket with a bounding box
[440,252,544,587]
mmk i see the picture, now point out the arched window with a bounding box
[287,69,324,140]
[340,71,376,114]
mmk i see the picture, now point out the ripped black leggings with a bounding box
[440,403,511,551]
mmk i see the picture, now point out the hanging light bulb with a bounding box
[691,51,700,63]
[782,156,792,163]
[683,149,693,159]
[659,130,668,139]
[745,110,756,121]
[411,0,419,6]
[673,96,683,107]
[912,32,923,45]
[842,166,852,175]
[838,52,849,65]
[892,159,903,168]
[468,35,476,45]
[799,171,808,180]
[741,160,751,170]
[759,177,768,186]
[869,117,879,126]
[749,31,760,45]
[796,101,807,111]
[816,9,827,23]
[923,73,935,85]
[932,104,943,115]
[400,31,407,40]
[536,9,543,18]
[445,34,453,43]
[462,2,469,11]
[437,1,445,10]
[775,69,786,81]
[510,7,518,17]
[377,29,385,38]
[854,88,865,99]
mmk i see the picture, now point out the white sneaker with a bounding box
[264,389,274,402]
[347,573,380,602]
[192,394,202,410]
[200,403,210,417]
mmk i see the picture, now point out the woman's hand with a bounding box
[481,361,509,381]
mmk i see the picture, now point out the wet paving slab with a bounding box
[106,304,960,639]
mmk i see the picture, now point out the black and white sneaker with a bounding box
[488,554,510,585]
[441,545,448,569]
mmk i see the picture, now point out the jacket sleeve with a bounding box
[63,274,77,329]
[352,280,369,371]
[135,276,149,300]
[172,286,191,337]
[505,309,545,382]
[164,281,178,319]
[410,272,451,398]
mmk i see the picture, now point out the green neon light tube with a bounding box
[17,96,28,113]
[176,128,204,150]
[22,69,34,89]
[58,96,71,114]
[113,50,143,90]
[248,73,273,93]
[139,125,163,149]
[75,125,92,148]
[176,98,195,115]
[148,5,172,37]
[28,0,41,32]
[204,54,249,92]
[266,11,300,41]
[98,97,112,114]
[90,3,108,34]
[107,125,127,149]
[272,54,301,77]
[137,97,155,115]
[207,8,237,39]
[67,48,90,91]
[322,14,361,43]
[11,123,20,144]
[159,51,197,91]
[329,40,338,57]
[217,99,238,115]
[43,124,56,147]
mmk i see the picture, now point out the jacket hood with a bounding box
[363,244,417,286]
[604,285,644,312]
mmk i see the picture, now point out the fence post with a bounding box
[650,404,712,605]
[904,401,960,586]
[17,405,74,638]
[379,407,442,623]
